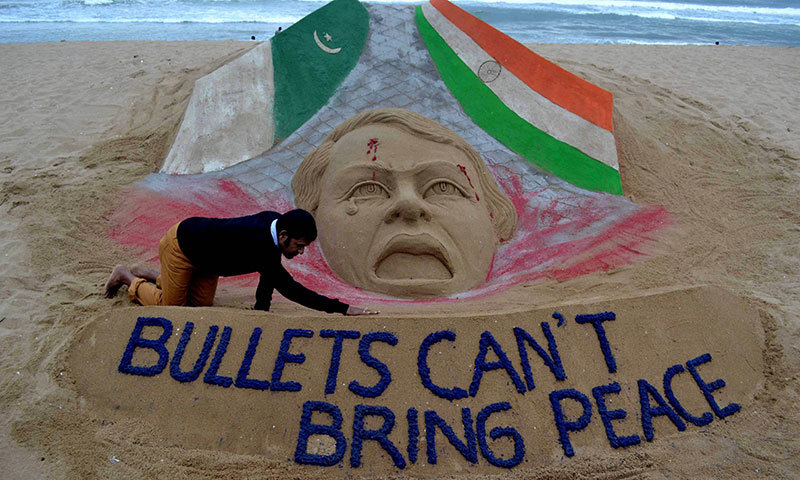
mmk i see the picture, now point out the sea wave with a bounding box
[460,0,800,16]
[545,8,800,26]
[2,7,797,26]
[1,0,798,45]
[0,16,302,23]
[469,1,800,27]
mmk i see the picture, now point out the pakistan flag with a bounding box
[271,0,369,139]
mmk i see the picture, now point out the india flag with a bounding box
[417,0,623,195]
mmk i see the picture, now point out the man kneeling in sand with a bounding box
[104,209,378,315]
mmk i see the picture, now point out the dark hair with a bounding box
[276,209,317,242]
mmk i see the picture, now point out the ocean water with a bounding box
[1,0,798,45]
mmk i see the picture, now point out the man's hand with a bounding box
[345,305,380,316]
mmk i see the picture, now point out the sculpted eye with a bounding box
[349,182,389,200]
[424,181,465,199]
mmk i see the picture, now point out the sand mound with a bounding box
[69,286,763,473]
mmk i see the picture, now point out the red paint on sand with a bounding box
[367,138,379,161]
[484,162,672,290]
[108,178,292,261]
[457,164,475,188]
[108,166,672,305]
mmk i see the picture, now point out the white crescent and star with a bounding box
[313,30,341,54]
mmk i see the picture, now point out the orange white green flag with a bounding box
[417,0,622,195]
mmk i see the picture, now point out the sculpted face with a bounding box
[314,124,498,297]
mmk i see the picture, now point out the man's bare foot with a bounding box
[104,265,134,298]
[130,264,159,282]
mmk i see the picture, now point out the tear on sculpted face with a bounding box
[292,108,518,298]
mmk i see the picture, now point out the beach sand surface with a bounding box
[1,41,798,478]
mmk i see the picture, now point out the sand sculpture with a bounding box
[108,0,671,304]
[293,108,517,297]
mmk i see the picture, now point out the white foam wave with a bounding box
[628,11,676,20]
[2,0,798,44]
[0,15,303,24]
[461,0,800,18]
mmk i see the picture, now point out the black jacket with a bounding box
[176,211,348,314]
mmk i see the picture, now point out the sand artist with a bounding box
[104,209,378,315]
[293,108,518,298]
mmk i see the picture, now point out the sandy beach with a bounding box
[1,40,798,478]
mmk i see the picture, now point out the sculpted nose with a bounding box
[384,196,432,224]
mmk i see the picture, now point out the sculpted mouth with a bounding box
[374,234,453,281]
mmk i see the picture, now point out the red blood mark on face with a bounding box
[367,138,379,161]
[372,171,376,181]
[456,165,479,201]
[457,164,475,189]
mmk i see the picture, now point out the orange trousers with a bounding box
[128,223,218,307]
